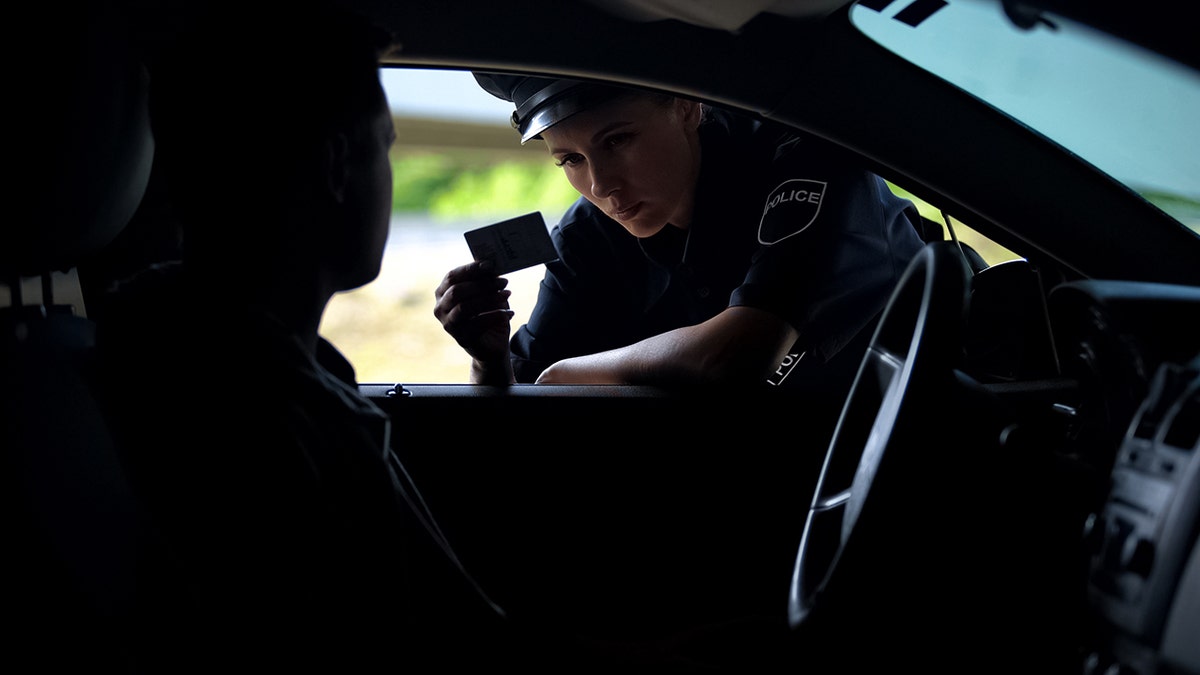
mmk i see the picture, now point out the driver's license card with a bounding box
[464,211,558,275]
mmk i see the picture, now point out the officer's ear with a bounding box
[323,131,352,203]
[676,98,703,130]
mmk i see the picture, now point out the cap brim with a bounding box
[516,82,628,144]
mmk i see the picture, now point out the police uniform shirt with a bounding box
[510,107,926,391]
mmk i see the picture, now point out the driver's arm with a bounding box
[533,305,798,385]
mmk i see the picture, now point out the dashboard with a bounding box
[1047,280,1200,675]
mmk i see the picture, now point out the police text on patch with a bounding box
[758,178,827,245]
[763,184,823,215]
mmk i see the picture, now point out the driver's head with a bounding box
[150,6,396,287]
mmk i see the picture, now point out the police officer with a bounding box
[434,73,926,395]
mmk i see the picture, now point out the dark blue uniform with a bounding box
[511,108,926,394]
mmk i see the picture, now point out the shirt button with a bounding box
[697,287,710,298]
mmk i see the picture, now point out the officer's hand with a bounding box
[433,261,514,366]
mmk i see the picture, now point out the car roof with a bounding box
[320,0,1196,285]
[96,0,1199,288]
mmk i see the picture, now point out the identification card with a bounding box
[464,211,558,275]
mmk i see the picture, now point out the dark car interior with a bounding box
[5,5,158,668]
[5,0,1198,672]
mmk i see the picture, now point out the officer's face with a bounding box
[543,95,703,238]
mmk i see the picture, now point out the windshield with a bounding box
[850,0,1200,235]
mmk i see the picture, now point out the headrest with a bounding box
[6,5,154,279]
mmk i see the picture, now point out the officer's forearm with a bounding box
[535,306,797,386]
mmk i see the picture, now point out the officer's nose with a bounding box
[589,161,619,199]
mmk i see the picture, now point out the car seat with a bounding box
[1,5,156,670]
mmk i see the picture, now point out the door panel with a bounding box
[368,383,841,637]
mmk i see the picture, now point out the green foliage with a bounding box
[390,153,461,212]
[390,152,579,221]
[1141,188,1200,234]
[887,182,1018,265]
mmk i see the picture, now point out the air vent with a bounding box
[1134,363,1196,441]
[1162,384,1200,451]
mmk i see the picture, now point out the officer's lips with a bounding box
[611,201,642,220]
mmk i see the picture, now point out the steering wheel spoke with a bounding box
[788,242,969,628]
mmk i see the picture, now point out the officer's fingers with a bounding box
[435,278,510,320]
[473,307,515,327]
[463,309,516,347]
[444,290,513,331]
[442,260,503,289]
[436,263,477,299]
[434,262,475,298]
[435,267,509,303]
[470,288,513,313]
[437,302,474,337]
[438,287,512,328]
[443,305,514,351]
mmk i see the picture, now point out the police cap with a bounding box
[473,72,631,144]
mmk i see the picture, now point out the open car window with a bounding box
[321,65,1019,385]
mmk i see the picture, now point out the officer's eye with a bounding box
[555,153,584,168]
[604,132,634,149]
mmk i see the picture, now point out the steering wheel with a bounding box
[788,241,970,628]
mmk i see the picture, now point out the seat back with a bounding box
[2,5,155,669]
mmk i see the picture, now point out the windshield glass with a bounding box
[850,0,1200,235]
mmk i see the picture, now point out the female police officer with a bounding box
[434,73,926,394]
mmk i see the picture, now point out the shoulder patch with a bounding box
[758,179,827,245]
[766,351,805,386]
